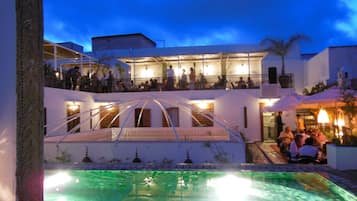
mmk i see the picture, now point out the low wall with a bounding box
[327,144,357,170]
[45,141,246,164]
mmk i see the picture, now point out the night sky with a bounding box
[44,0,357,53]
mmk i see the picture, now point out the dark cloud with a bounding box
[44,0,356,53]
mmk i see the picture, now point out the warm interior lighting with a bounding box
[317,108,329,124]
[260,98,279,107]
[190,100,214,110]
[140,66,153,78]
[235,63,249,75]
[67,102,79,111]
[55,71,60,78]
[334,118,345,127]
[44,172,72,190]
[203,65,214,76]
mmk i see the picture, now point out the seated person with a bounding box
[236,77,247,89]
[312,128,329,148]
[247,77,254,88]
[298,137,319,161]
[289,134,304,161]
[279,126,294,153]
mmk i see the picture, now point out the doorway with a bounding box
[262,112,276,141]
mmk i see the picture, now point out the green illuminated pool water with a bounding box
[44,170,356,201]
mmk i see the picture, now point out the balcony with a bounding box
[45,72,294,93]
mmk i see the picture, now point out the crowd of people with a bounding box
[276,113,329,164]
[45,65,260,92]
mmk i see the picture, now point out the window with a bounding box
[191,102,214,127]
[135,108,151,127]
[67,102,80,133]
[162,107,179,127]
[100,105,119,128]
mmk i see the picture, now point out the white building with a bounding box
[43,33,357,164]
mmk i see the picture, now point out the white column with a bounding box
[248,52,251,77]
[0,0,16,200]
[54,44,57,70]
[80,54,83,75]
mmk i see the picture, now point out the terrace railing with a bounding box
[45,73,294,93]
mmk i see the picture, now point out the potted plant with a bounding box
[326,87,357,170]
[261,34,308,88]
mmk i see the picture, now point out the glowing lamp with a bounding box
[317,108,329,124]
[67,102,79,111]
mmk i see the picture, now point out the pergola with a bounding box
[43,40,98,77]
[118,51,267,83]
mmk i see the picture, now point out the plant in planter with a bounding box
[261,34,308,88]
[340,87,357,145]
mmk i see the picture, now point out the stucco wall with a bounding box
[329,46,357,83]
[45,87,278,142]
[262,44,305,93]
[0,0,16,200]
[45,141,246,164]
[304,48,329,90]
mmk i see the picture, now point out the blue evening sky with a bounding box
[44,0,357,53]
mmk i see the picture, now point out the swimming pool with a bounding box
[44,170,356,201]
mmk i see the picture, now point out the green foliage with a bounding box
[261,34,309,75]
[341,89,357,128]
[303,82,327,95]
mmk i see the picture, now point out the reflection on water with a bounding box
[44,170,356,201]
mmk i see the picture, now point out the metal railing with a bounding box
[45,73,295,92]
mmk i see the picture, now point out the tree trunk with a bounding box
[16,0,44,201]
[281,55,286,75]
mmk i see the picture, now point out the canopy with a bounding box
[263,93,304,112]
[297,87,356,109]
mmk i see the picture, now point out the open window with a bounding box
[135,108,151,127]
[162,107,179,127]
[191,100,214,127]
[67,102,80,133]
[99,104,119,128]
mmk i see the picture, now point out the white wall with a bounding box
[45,88,266,142]
[304,48,329,90]
[0,0,16,200]
[44,88,96,136]
[44,141,246,164]
[329,46,357,83]
[262,44,305,93]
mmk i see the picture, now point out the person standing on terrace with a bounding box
[65,66,80,90]
[181,69,187,89]
[189,67,195,90]
[107,70,114,92]
[167,65,175,90]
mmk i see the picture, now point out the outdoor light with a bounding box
[67,102,79,111]
[334,118,345,127]
[235,63,249,75]
[202,64,214,76]
[317,108,329,124]
[190,100,214,110]
[206,174,261,201]
[141,66,153,78]
[44,172,72,190]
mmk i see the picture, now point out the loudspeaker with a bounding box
[268,67,277,84]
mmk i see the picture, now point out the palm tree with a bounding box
[261,34,308,75]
